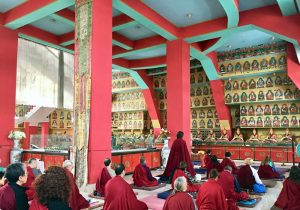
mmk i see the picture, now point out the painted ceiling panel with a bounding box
[216,29,281,52]
[123,47,166,60]
[116,24,156,40]
[0,0,26,13]
[142,0,226,27]
[30,16,74,36]
[239,0,277,11]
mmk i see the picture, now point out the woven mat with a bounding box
[130,183,166,191]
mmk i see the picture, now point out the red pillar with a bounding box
[138,70,161,136]
[166,39,191,151]
[23,122,30,149]
[41,122,49,148]
[87,0,112,183]
[286,43,300,89]
[0,26,18,166]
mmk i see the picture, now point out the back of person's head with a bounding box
[289,166,300,184]
[179,161,187,170]
[224,165,232,172]
[244,158,253,165]
[211,155,219,164]
[34,166,70,206]
[0,170,5,186]
[209,169,219,179]
[206,149,211,154]
[62,160,73,169]
[115,164,125,176]
[225,152,231,158]
[28,158,37,164]
[140,156,146,164]
[261,156,271,165]
[104,158,111,167]
[177,131,184,139]
[173,176,187,192]
[0,171,4,179]
[5,163,26,183]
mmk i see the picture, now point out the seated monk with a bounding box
[231,127,244,142]
[103,164,148,210]
[206,155,222,178]
[265,128,277,143]
[205,129,216,141]
[258,156,280,179]
[133,156,158,187]
[95,158,115,196]
[218,128,229,141]
[63,160,90,210]
[172,161,200,192]
[202,149,212,168]
[247,128,260,142]
[220,152,238,175]
[237,158,264,190]
[271,166,300,210]
[218,166,249,210]
[163,176,196,210]
[196,169,227,210]
[24,158,41,200]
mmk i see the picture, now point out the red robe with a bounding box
[29,198,47,210]
[274,179,300,210]
[133,163,158,187]
[237,165,255,190]
[0,184,16,210]
[218,171,249,210]
[196,179,227,210]
[64,169,90,210]
[163,192,195,210]
[258,165,279,179]
[206,161,222,178]
[172,169,200,192]
[163,138,195,177]
[96,167,112,196]
[24,166,35,200]
[202,154,211,168]
[103,176,148,210]
[220,158,239,175]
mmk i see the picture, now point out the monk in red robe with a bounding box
[24,158,41,200]
[0,163,29,210]
[163,131,195,177]
[63,160,90,210]
[258,157,279,179]
[163,176,195,210]
[172,161,200,192]
[95,158,115,196]
[206,155,222,178]
[220,152,239,175]
[202,149,212,168]
[196,169,227,210]
[133,156,158,187]
[218,165,249,210]
[103,164,148,210]
[271,166,300,210]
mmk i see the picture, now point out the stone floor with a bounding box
[80,161,293,210]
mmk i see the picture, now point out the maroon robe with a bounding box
[163,138,195,177]
[0,183,16,210]
[95,167,112,196]
[24,166,35,200]
[237,165,255,190]
[133,163,158,187]
[196,179,227,210]
[206,160,222,178]
[29,198,48,210]
[103,176,148,210]
[258,165,279,179]
[274,179,300,210]
[220,158,239,175]
[202,154,212,168]
[172,169,200,192]
[163,192,195,210]
[64,169,90,210]
[218,171,249,210]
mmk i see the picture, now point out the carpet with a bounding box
[131,183,167,191]
[140,195,165,210]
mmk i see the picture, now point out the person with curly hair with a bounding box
[29,166,71,210]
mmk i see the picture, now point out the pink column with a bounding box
[0,26,18,166]
[166,39,191,151]
[287,43,300,89]
[40,122,49,148]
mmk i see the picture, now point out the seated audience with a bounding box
[0,169,5,187]
[163,176,196,210]
[29,166,71,210]
[63,160,90,210]
[237,158,264,190]
[218,166,249,210]
[172,161,200,192]
[206,155,222,178]
[202,149,212,168]
[95,158,115,196]
[103,164,148,210]
[231,127,244,142]
[271,166,300,210]
[196,169,227,210]
[133,156,158,187]
[258,156,280,179]
[0,163,29,210]
[218,128,229,141]
[24,158,41,200]
[220,152,239,175]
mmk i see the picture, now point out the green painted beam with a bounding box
[49,13,74,27]
[60,40,74,47]
[6,0,75,29]
[112,20,138,32]
[277,0,297,16]
[131,64,166,70]
[113,0,177,40]
[219,0,239,28]
[112,40,133,50]
[19,33,74,54]
[112,64,148,89]
[113,44,166,59]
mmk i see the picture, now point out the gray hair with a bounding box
[224,165,232,172]
[62,160,73,168]
[174,176,187,192]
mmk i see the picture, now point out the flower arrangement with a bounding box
[8,130,26,140]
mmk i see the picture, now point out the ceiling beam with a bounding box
[113,33,134,50]
[276,0,298,16]
[129,56,166,70]
[50,8,75,26]
[113,14,137,31]
[113,0,179,40]
[4,0,74,29]
[59,31,74,46]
